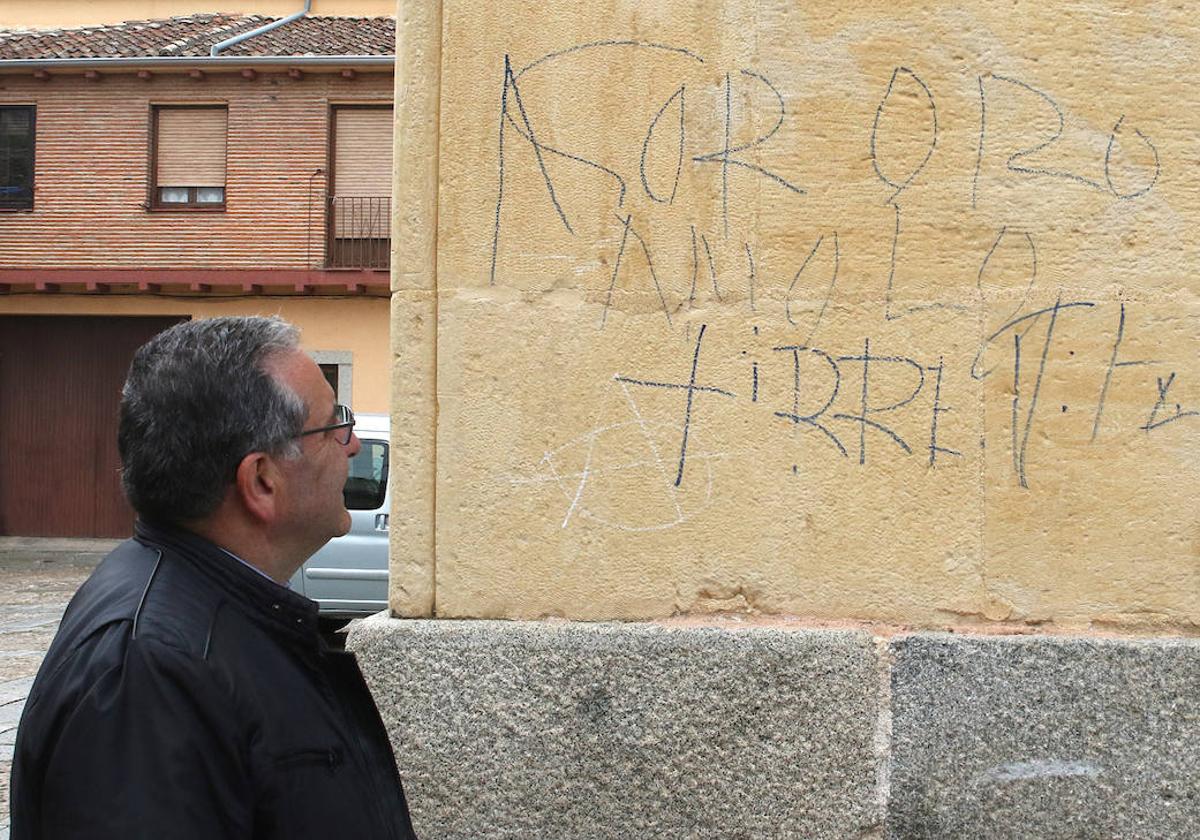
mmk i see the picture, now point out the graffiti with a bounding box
[488,41,1191,530]
[511,382,728,533]
[871,66,947,320]
[974,75,1160,204]
[488,42,1160,301]
[510,305,1196,530]
[1142,372,1200,432]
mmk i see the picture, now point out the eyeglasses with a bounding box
[298,404,355,446]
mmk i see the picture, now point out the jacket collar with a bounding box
[134,518,321,642]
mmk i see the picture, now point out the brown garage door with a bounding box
[0,315,187,537]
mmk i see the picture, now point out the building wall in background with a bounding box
[0,71,392,269]
[390,0,1199,632]
[0,294,390,412]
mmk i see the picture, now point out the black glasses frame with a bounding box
[298,404,355,445]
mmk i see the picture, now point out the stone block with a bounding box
[350,618,881,840]
[888,634,1200,839]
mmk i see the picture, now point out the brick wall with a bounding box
[0,69,392,269]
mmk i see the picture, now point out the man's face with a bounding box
[268,350,360,555]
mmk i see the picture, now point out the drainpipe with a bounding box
[210,0,312,57]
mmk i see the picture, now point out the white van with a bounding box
[288,412,389,616]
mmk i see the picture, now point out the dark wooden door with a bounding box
[0,315,187,537]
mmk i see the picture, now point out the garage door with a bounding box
[0,315,187,537]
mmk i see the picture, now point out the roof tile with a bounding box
[0,14,395,60]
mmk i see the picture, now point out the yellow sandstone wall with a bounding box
[391,1,1199,630]
[0,296,391,413]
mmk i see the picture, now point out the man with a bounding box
[11,317,418,839]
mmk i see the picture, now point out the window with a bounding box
[328,105,393,268]
[151,105,227,208]
[310,351,352,405]
[344,440,388,510]
[0,106,35,211]
[319,364,340,401]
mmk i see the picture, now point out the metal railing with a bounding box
[327,196,390,270]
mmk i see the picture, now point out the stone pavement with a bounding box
[0,538,116,839]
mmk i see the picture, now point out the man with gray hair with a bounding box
[11,316,419,839]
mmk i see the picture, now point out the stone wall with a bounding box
[351,618,1200,839]
[381,2,1200,831]
[390,0,1199,630]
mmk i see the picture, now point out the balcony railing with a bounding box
[327,196,390,270]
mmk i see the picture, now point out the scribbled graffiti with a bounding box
[490,41,1188,529]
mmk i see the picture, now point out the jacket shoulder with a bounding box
[53,538,228,663]
[42,539,158,665]
[128,542,232,658]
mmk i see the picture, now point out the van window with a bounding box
[343,440,388,510]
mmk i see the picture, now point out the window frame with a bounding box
[0,104,36,213]
[326,102,393,267]
[148,104,228,212]
[309,350,353,405]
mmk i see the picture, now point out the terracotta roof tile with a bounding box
[219,16,394,57]
[0,14,395,60]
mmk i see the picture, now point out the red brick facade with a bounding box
[0,68,392,269]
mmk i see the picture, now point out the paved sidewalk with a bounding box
[0,537,120,557]
[0,538,114,838]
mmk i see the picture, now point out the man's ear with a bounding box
[233,452,282,524]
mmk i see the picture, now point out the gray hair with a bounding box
[118,316,307,524]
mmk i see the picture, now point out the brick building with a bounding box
[0,14,395,537]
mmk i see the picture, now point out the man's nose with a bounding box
[346,430,362,456]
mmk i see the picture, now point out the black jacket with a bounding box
[11,520,419,839]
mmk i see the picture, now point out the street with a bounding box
[0,538,114,839]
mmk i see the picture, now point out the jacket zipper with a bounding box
[274,746,343,773]
[321,666,400,840]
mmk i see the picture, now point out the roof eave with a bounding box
[0,55,394,71]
